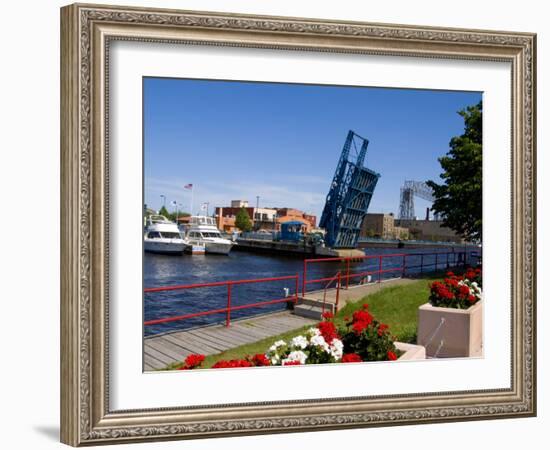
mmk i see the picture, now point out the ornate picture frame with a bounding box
[60,3,536,446]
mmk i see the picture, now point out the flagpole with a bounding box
[190,186,194,216]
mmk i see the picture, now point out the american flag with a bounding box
[184,183,193,190]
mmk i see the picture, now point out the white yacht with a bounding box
[144,215,188,254]
[185,216,234,255]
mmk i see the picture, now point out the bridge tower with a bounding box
[398,180,436,219]
[319,130,380,249]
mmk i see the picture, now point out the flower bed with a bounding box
[177,307,420,370]
[429,268,482,309]
[418,267,483,358]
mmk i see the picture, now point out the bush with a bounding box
[338,304,398,362]
[428,268,482,309]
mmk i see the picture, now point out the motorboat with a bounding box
[184,216,234,255]
[144,215,188,254]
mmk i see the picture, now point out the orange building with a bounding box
[214,202,317,233]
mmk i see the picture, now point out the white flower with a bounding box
[306,327,321,338]
[282,350,307,365]
[329,338,344,360]
[310,334,330,352]
[290,335,308,349]
[273,340,286,348]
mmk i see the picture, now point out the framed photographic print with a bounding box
[60,3,536,446]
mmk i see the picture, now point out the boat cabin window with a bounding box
[161,232,181,239]
[202,232,221,238]
[147,231,161,239]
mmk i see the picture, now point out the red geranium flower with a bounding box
[342,353,362,363]
[377,323,389,336]
[350,309,374,335]
[458,284,471,299]
[318,320,339,344]
[387,351,397,361]
[362,303,369,310]
[321,311,334,320]
[250,353,270,366]
[282,360,302,366]
[180,354,205,370]
[212,359,253,369]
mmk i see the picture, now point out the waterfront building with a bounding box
[361,213,398,239]
[214,201,317,233]
[395,218,463,243]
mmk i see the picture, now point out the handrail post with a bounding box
[336,272,341,310]
[302,259,307,297]
[346,259,350,290]
[378,255,382,283]
[295,275,299,305]
[226,283,232,327]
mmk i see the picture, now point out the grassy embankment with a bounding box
[165,274,442,370]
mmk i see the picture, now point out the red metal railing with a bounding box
[145,250,469,330]
[144,275,299,328]
[302,251,466,297]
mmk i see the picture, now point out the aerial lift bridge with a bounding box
[398,180,436,220]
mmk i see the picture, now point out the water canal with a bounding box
[144,246,476,336]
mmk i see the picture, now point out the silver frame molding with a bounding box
[60,3,536,446]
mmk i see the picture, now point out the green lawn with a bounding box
[165,275,441,370]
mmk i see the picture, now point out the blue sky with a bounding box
[144,77,481,222]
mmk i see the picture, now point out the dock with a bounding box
[234,238,365,258]
[144,277,418,370]
[144,310,316,371]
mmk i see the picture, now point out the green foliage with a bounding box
[158,206,170,218]
[338,306,398,361]
[427,101,482,241]
[364,228,376,238]
[167,211,190,221]
[235,207,252,232]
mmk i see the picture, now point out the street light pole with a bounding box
[160,194,166,210]
[255,195,260,230]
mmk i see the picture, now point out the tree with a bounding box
[158,206,170,218]
[427,101,482,242]
[235,207,252,232]
[167,211,190,222]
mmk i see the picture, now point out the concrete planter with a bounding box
[395,341,426,360]
[417,301,483,358]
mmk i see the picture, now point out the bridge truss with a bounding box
[319,130,380,249]
[398,180,436,220]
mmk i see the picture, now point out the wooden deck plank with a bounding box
[161,333,221,355]
[182,329,238,350]
[198,327,255,345]
[144,346,175,366]
[144,354,165,371]
[165,331,227,353]
[241,319,292,335]
[147,338,194,362]
[230,324,280,340]
[143,311,317,370]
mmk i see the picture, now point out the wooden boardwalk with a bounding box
[144,311,316,371]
